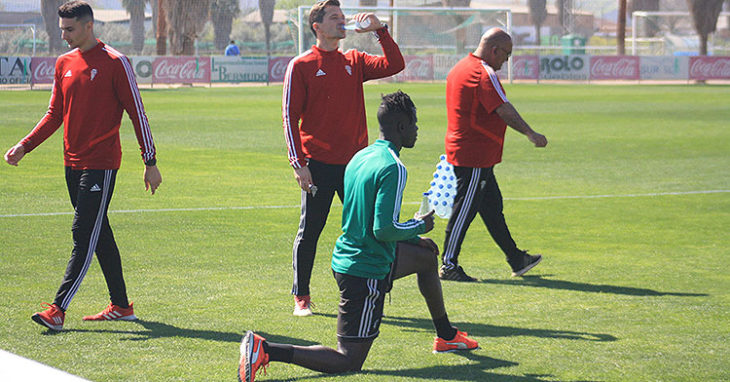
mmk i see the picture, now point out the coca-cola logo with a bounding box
[591,57,638,78]
[690,58,730,79]
[33,60,55,79]
[405,58,432,78]
[154,58,207,80]
[270,59,289,79]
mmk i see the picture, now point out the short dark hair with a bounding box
[377,90,416,128]
[58,1,94,22]
[309,0,340,37]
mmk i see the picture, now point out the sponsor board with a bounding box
[1,56,32,84]
[639,56,689,80]
[152,56,211,83]
[395,55,434,82]
[689,56,730,80]
[590,56,640,80]
[433,54,461,80]
[539,55,589,80]
[30,57,56,85]
[132,56,154,84]
[510,55,539,80]
[269,56,294,82]
[212,56,268,83]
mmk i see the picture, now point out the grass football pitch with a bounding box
[0,83,728,381]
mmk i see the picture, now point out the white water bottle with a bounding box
[418,192,432,216]
[343,17,371,30]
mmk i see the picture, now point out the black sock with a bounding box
[262,341,294,363]
[433,314,458,340]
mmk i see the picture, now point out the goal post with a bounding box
[631,11,730,56]
[292,6,512,79]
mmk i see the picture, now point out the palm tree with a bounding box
[528,0,547,46]
[156,0,167,55]
[617,0,627,55]
[41,0,64,53]
[122,0,147,53]
[210,0,241,51]
[686,0,725,55]
[164,0,212,55]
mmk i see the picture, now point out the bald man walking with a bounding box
[439,28,548,282]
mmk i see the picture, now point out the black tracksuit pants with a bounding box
[53,168,129,311]
[442,166,523,271]
[291,159,345,297]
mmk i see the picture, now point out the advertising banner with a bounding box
[511,55,540,80]
[1,56,32,84]
[590,56,640,80]
[30,57,56,85]
[152,56,211,84]
[395,55,434,82]
[129,56,155,84]
[689,56,730,80]
[131,56,154,84]
[268,56,293,82]
[639,56,689,80]
[211,56,268,83]
[433,54,461,80]
[539,55,589,80]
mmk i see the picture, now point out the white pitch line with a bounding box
[0,190,728,218]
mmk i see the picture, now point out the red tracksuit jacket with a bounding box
[21,40,156,170]
[282,28,404,169]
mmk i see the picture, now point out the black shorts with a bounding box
[334,247,400,343]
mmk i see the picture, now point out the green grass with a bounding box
[1,83,729,381]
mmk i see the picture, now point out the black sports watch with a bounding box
[145,158,157,166]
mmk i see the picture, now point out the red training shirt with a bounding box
[445,53,509,168]
[282,27,404,168]
[21,40,156,170]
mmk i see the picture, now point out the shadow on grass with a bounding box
[265,351,599,382]
[59,320,244,342]
[313,312,616,342]
[478,275,708,297]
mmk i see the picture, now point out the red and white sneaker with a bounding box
[82,302,137,321]
[433,330,480,353]
[31,302,65,331]
[293,295,314,317]
[239,330,270,382]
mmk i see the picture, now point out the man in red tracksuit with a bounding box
[439,28,548,282]
[282,0,404,316]
[3,1,162,331]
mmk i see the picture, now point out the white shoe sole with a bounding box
[512,255,542,277]
[293,307,312,317]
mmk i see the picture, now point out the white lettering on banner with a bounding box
[270,59,289,80]
[590,57,639,80]
[155,60,202,80]
[511,56,539,80]
[34,60,54,79]
[397,55,433,81]
[689,57,730,80]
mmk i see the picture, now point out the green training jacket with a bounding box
[331,139,426,280]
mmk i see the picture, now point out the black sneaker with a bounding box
[439,265,477,282]
[511,252,542,277]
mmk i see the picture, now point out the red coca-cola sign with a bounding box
[397,55,434,82]
[152,56,210,83]
[689,57,730,80]
[511,55,539,80]
[269,56,294,82]
[31,57,57,84]
[590,56,639,80]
